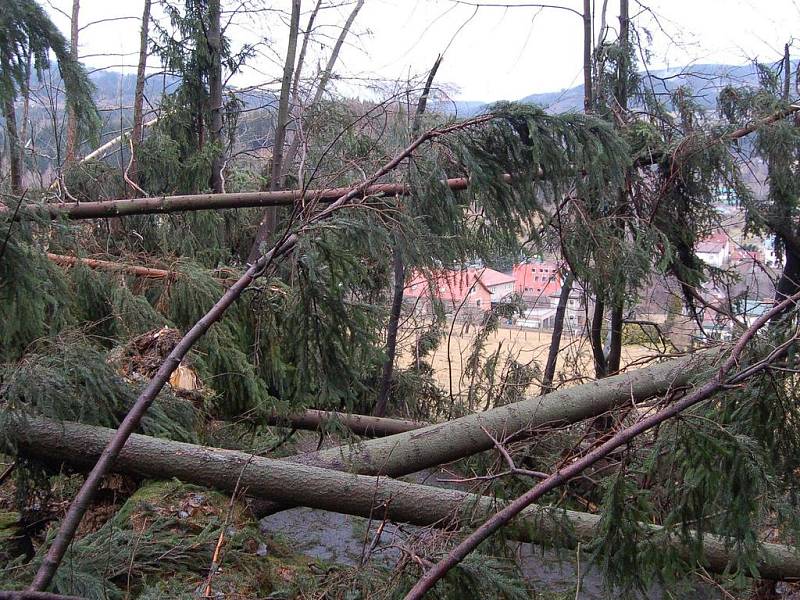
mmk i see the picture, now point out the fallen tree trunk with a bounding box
[47,253,174,279]
[288,352,710,477]
[264,409,426,437]
[4,177,482,222]
[8,416,800,581]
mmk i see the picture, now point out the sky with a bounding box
[41,0,800,102]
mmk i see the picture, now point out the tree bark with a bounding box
[606,302,623,374]
[775,240,800,304]
[582,0,592,112]
[783,43,791,102]
[374,246,405,417]
[208,0,224,193]
[590,299,607,377]
[8,416,800,582]
[616,0,629,112]
[541,272,573,394]
[264,408,426,437]
[246,0,302,263]
[2,93,22,196]
[129,0,152,192]
[64,0,80,164]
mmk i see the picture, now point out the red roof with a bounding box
[696,231,730,254]
[405,269,492,302]
[475,267,515,287]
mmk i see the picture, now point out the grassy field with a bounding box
[398,324,658,401]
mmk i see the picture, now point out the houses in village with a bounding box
[401,209,780,345]
[404,267,512,315]
[403,259,586,329]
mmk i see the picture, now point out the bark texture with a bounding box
[9,416,800,582]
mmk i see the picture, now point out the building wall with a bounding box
[489,281,515,303]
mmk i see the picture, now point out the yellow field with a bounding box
[398,324,657,399]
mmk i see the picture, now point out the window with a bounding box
[476,299,481,307]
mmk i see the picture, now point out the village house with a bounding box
[404,269,493,316]
[696,231,731,268]
[477,268,516,305]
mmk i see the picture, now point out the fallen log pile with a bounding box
[10,415,800,581]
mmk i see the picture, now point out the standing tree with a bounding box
[128,0,152,193]
[63,0,80,164]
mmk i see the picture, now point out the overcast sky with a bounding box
[42,0,800,102]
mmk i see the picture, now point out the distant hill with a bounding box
[436,62,778,116]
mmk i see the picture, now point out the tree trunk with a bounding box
[543,2,591,395]
[582,0,592,112]
[606,302,623,374]
[3,176,491,221]
[3,93,21,196]
[375,246,405,416]
[64,0,80,164]
[9,416,800,582]
[374,54,442,417]
[783,43,791,102]
[208,0,224,193]
[283,0,322,162]
[616,0,629,112]
[246,0,301,263]
[19,52,32,146]
[775,240,800,304]
[263,408,426,437]
[541,272,573,394]
[129,0,152,192]
[590,299,607,377]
